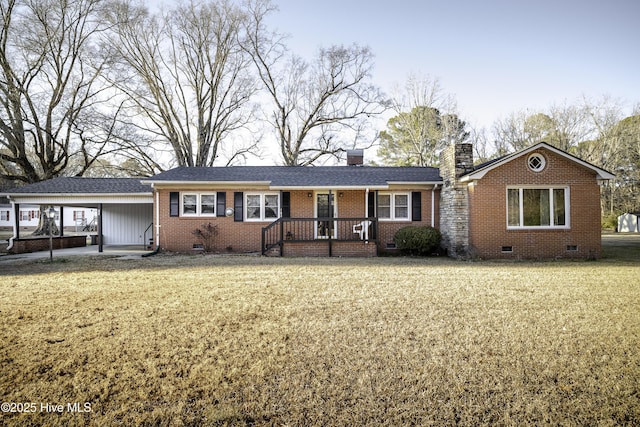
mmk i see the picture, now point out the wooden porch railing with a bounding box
[261,217,378,256]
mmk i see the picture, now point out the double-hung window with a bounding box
[245,193,280,221]
[507,187,569,229]
[378,193,410,221]
[0,210,9,221]
[181,193,216,216]
[20,210,38,221]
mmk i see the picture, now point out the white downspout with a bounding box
[7,198,16,251]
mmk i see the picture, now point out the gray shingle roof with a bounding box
[4,177,151,194]
[2,166,442,196]
[146,166,442,187]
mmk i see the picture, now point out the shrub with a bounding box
[192,223,219,252]
[393,226,441,256]
[601,213,619,231]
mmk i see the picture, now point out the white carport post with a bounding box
[98,203,103,253]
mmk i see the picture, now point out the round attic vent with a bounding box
[527,153,546,172]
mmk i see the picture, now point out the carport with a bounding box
[2,177,153,253]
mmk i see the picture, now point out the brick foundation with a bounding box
[281,240,378,257]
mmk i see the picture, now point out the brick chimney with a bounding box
[346,149,364,166]
[439,143,473,258]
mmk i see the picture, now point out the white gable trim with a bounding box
[460,142,615,182]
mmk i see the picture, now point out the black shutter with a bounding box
[282,191,291,218]
[217,192,226,217]
[412,191,422,222]
[368,192,376,218]
[169,192,179,217]
[234,192,243,222]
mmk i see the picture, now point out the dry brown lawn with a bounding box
[1,243,639,426]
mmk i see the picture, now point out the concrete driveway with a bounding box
[0,244,151,263]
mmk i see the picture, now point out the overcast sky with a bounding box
[267,0,639,129]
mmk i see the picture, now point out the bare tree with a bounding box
[492,103,593,154]
[0,0,119,234]
[105,0,260,168]
[0,0,119,182]
[388,72,457,115]
[245,0,387,166]
[467,125,491,164]
[490,97,639,218]
[492,111,541,154]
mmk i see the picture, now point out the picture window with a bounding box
[507,187,569,229]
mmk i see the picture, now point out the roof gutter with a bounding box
[3,192,152,198]
[272,185,389,191]
[140,180,272,187]
[388,181,442,186]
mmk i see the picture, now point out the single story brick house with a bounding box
[141,156,442,257]
[2,142,614,258]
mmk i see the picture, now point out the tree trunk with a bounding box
[31,206,59,236]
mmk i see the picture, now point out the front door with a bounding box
[316,192,336,239]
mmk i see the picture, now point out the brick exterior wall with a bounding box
[375,188,439,254]
[154,187,439,256]
[467,148,603,259]
[157,187,268,253]
[282,241,377,257]
[10,235,87,254]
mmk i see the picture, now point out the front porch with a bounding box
[262,217,378,257]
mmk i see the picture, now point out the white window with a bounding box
[245,193,280,221]
[527,153,546,172]
[507,187,569,229]
[73,210,85,221]
[378,193,410,221]
[19,210,39,221]
[181,193,216,216]
[0,210,9,221]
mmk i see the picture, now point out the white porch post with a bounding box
[365,188,369,218]
[154,189,160,249]
[365,188,370,241]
